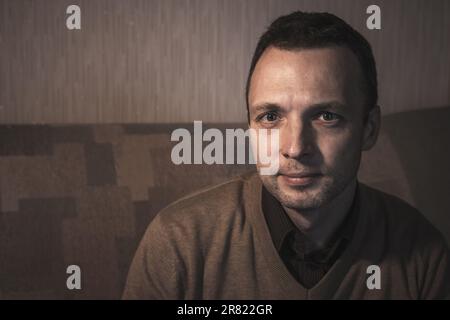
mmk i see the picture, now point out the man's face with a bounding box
[248,46,375,210]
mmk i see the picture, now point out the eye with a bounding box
[259,112,279,122]
[317,111,341,122]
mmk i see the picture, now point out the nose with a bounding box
[280,119,315,160]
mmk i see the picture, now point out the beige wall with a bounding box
[0,0,449,124]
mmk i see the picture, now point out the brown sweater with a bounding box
[123,172,450,299]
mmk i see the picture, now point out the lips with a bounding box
[279,172,322,187]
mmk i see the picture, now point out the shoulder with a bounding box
[359,183,448,252]
[158,171,255,224]
[145,171,258,246]
[359,184,450,298]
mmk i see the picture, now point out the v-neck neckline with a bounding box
[244,173,368,299]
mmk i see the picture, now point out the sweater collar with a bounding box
[261,181,360,256]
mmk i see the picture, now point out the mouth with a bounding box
[279,172,322,187]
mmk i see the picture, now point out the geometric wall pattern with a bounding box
[1,108,449,298]
[0,124,252,299]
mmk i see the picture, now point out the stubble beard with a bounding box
[259,170,355,211]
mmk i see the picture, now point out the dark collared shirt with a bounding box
[262,186,358,289]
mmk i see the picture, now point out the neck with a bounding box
[283,179,357,249]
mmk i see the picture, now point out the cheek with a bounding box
[317,129,362,169]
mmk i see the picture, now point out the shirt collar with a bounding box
[261,183,360,254]
[261,186,295,252]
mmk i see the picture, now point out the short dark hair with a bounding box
[245,11,378,121]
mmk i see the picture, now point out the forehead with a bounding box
[248,46,364,109]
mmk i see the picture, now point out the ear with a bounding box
[362,105,381,151]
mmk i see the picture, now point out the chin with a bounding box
[278,187,327,210]
[263,175,338,210]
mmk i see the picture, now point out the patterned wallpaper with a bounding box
[0,108,449,299]
[0,124,253,299]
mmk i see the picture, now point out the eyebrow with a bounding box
[252,103,284,113]
[308,101,348,111]
[251,101,347,113]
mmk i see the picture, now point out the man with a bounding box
[123,11,450,299]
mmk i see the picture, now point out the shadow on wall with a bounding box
[359,106,450,245]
